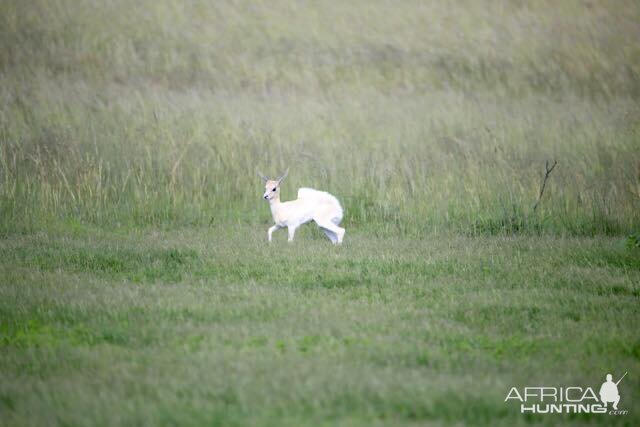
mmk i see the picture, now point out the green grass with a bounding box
[1,0,639,425]
[0,225,638,426]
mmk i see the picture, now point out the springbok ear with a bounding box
[257,171,269,183]
[277,168,289,184]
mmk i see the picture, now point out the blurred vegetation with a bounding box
[0,0,639,234]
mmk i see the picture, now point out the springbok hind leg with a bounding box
[317,221,345,245]
[320,227,338,244]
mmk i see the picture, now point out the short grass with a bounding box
[1,224,639,426]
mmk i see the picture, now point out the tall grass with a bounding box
[1,0,639,234]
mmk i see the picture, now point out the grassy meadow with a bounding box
[1,0,639,425]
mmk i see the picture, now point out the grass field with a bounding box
[1,226,638,426]
[1,0,639,425]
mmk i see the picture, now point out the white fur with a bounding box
[261,176,345,244]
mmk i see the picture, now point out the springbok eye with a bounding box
[272,188,276,191]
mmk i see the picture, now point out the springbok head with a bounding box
[258,168,288,201]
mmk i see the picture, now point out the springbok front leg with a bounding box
[287,225,299,242]
[268,224,281,242]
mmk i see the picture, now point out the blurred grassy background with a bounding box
[0,0,639,234]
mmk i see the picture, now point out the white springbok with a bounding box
[258,169,345,244]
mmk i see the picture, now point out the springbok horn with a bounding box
[277,168,289,183]
[257,171,269,182]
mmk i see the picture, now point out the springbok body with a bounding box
[259,170,345,244]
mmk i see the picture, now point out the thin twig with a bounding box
[533,160,557,212]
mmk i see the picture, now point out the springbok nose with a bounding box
[264,195,269,200]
